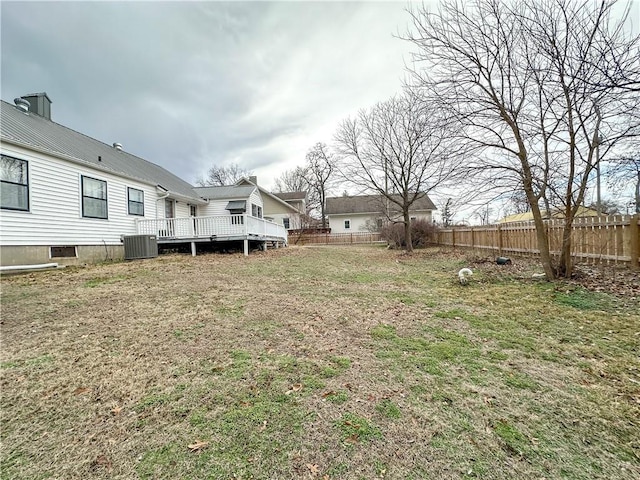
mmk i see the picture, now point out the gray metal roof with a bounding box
[326,193,436,215]
[193,185,256,200]
[226,200,247,211]
[275,191,307,201]
[0,99,203,202]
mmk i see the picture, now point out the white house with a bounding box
[326,194,436,234]
[272,191,307,230]
[0,93,287,267]
[234,177,306,231]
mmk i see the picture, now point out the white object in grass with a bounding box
[458,268,473,285]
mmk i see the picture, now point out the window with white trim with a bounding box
[165,199,174,218]
[283,217,290,229]
[344,220,351,229]
[81,176,107,219]
[127,187,144,216]
[1,155,29,211]
[251,204,263,218]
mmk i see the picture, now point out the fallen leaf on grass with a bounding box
[111,406,123,415]
[286,383,303,395]
[188,440,209,452]
[93,455,113,472]
[322,390,336,398]
[345,434,359,444]
[306,463,319,475]
[73,387,90,395]
[259,420,267,432]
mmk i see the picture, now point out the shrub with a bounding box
[381,219,438,249]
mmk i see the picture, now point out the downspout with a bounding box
[0,263,59,273]
[155,186,170,219]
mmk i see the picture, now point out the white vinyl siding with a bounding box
[329,212,433,233]
[0,144,160,246]
[198,188,263,218]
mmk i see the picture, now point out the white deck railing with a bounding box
[135,215,288,243]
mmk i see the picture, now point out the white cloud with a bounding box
[1,1,416,188]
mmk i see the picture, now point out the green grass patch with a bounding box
[553,286,614,311]
[370,324,397,339]
[82,275,127,287]
[334,413,383,445]
[375,399,402,419]
[493,420,530,456]
[324,390,349,404]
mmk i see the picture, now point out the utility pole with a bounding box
[594,103,602,215]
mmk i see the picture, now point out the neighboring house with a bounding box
[498,206,599,224]
[326,194,436,234]
[0,93,286,267]
[273,191,307,230]
[234,177,305,230]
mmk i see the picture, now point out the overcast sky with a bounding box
[1,1,417,191]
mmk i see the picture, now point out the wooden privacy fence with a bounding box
[294,232,383,246]
[436,214,640,269]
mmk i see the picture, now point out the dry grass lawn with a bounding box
[1,245,639,479]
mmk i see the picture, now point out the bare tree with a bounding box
[196,163,253,186]
[334,93,457,252]
[274,166,310,194]
[605,147,640,214]
[305,143,336,229]
[405,0,640,277]
[441,198,455,227]
[507,190,531,216]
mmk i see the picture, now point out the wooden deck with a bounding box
[136,215,288,255]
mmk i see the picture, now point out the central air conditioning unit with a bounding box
[123,235,158,260]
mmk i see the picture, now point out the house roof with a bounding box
[499,206,599,223]
[275,191,307,201]
[326,193,436,215]
[0,99,204,203]
[193,185,256,200]
[234,178,301,213]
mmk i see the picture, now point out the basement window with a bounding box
[50,246,77,258]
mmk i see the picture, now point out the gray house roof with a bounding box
[275,191,307,201]
[234,178,301,213]
[0,99,204,203]
[193,185,256,200]
[326,194,436,215]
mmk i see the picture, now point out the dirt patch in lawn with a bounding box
[1,246,639,479]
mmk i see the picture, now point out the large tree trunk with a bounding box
[557,219,574,277]
[527,192,555,280]
[404,209,413,253]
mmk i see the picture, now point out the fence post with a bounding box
[630,214,639,270]
[452,229,456,248]
[470,227,475,249]
[497,224,503,256]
